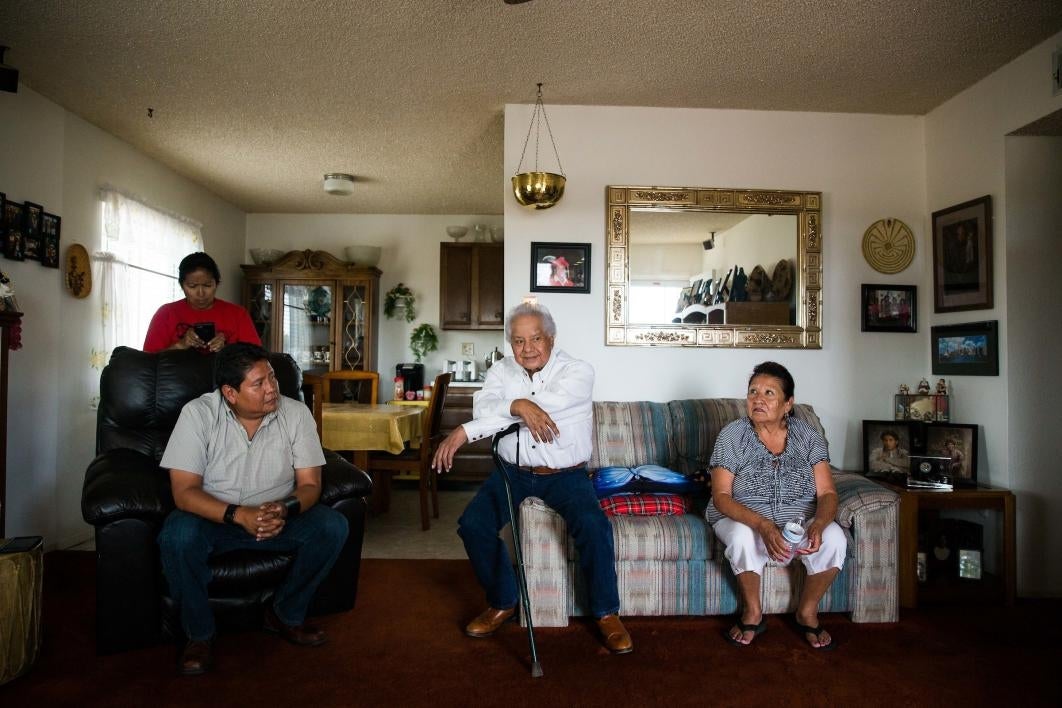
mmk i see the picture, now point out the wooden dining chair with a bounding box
[303,370,380,440]
[368,372,452,530]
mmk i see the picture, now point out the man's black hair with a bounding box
[215,343,270,391]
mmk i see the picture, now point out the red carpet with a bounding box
[1,551,1058,707]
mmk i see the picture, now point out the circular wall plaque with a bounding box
[862,218,915,274]
[64,244,92,298]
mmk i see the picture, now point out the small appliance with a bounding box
[395,362,424,396]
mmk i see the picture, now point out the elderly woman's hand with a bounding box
[759,520,791,562]
[799,518,828,555]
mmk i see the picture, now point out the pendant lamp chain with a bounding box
[515,83,564,177]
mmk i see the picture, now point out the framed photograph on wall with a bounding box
[41,212,61,268]
[530,242,591,294]
[925,422,978,486]
[3,201,25,261]
[932,195,992,312]
[931,320,999,376]
[863,420,916,481]
[861,284,916,332]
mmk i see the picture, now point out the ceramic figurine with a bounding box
[898,383,910,395]
[917,377,931,394]
[936,378,948,395]
[731,266,748,302]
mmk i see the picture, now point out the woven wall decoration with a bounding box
[862,218,915,274]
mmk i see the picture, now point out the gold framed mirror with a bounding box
[606,186,822,349]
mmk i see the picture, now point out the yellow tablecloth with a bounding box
[321,403,423,453]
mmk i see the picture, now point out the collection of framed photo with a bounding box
[863,418,978,487]
[862,195,998,378]
[2,191,61,268]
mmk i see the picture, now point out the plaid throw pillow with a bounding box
[599,493,689,516]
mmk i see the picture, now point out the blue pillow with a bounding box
[593,464,702,498]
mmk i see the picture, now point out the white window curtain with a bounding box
[95,190,203,359]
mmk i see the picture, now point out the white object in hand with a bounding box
[780,516,808,563]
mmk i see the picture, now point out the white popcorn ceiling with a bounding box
[1,0,1059,214]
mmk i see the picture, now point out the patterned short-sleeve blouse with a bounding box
[704,416,830,526]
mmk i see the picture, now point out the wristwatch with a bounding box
[223,504,239,525]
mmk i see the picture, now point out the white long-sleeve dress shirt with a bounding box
[461,348,594,468]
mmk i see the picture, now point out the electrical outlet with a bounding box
[461,342,475,357]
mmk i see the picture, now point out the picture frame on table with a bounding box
[862,419,921,483]
[861,284,916,332]
[3,200,26,261]
[690,279,703,304]
[932,195,992,313]
[530,242,591,294]
[924,422,978,486]
[41,212,61,268]
[931,320,999,376]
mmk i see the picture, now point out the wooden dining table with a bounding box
[320,402,424,513]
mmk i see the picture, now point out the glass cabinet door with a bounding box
[247,283,273,348]
[281,281,334,374]
[339,281,368,371]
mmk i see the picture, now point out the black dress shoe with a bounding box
[264,604,328,647]
[179,640,212,676]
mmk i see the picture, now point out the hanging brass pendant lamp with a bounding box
[511,83,566,209]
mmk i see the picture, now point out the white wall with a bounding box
[1004,136,1062,596]
[244,215,505,390]
[1,86,246,547]
[925,31,1062,595]
[504,104,928,471]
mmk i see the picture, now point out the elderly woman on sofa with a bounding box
[706,361,845,649]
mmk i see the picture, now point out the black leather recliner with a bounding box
[81,346,372,654]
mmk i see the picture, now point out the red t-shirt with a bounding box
[143,298,262,353]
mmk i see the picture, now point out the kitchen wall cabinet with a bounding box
[440,242,503,330]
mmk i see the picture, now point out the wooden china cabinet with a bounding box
[241,250,380,379]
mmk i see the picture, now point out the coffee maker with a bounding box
[395,362,424,397]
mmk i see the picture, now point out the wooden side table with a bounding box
[877,480,1015,608]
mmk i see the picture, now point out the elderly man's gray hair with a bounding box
[504,302,557,341]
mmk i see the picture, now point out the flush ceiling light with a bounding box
[323,173,355,196]
[511,83,566,210]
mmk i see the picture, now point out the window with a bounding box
[96,189,203,355]
[628,280,684,324]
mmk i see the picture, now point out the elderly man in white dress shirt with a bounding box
[432,302,631,654]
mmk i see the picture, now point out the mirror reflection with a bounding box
[628,211,798,326]
[605,186,822,349]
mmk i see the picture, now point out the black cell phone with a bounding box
[0,536,43,553]
[192,322,216,341]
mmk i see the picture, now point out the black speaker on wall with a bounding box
[0,46,18,93]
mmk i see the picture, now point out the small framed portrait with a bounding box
[3,201,26,261]
[925,422,978,486]
[932,195,992,313]
[862,419,915,481]
[931,320,998,376]
[861,284,916,332]
[23,201,43,238]
[41,212,61,268]
[530,242,590,294]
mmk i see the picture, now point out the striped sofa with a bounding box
[519,399,899,626]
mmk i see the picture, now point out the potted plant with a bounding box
[409,323,438,363]
[383,283,416,322]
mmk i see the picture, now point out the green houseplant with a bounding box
[409,323,438,363]
[383,283,416,322]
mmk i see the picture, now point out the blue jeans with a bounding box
[458,462,620,618]
[157,504,348,641]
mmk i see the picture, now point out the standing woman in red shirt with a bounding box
[143,252,261,353]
